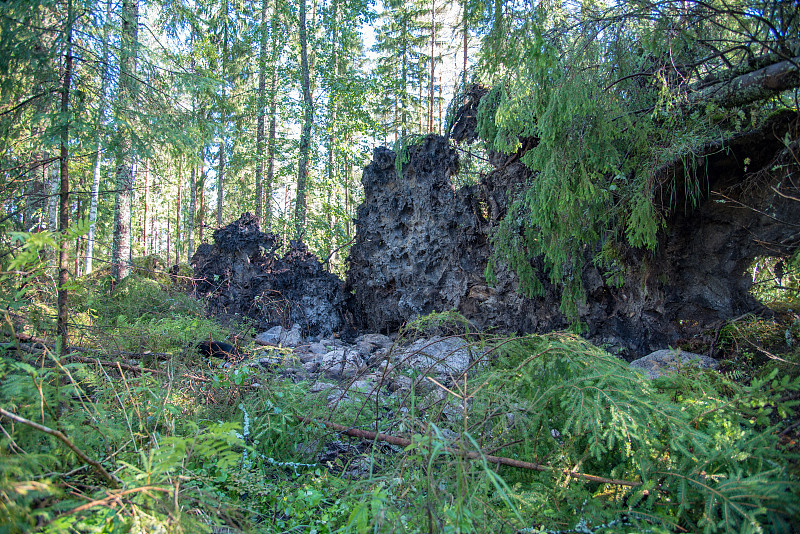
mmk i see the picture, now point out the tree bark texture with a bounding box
[295,0,313,239]
[57,0,73,355]
[142,157,150,254]
[217,4,229,228]
[701,55,800,108]
[111,0,138,281]
[176,158,182,265]
[187,164,196,262]
[255,0,269,221]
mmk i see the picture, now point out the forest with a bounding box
[1,0,799,532]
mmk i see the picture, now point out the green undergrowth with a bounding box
[1,266,799,532]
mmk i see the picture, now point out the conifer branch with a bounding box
[0,407,121,488]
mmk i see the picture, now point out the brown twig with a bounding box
[296,416,641,487]
[0,407,121,488]
[63,486,172,516]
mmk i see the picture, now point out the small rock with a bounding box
[297,351,321,364]
[355,341,377,358]
[309,342,328,355]
[321,349,363,379]
[256,323,303,347]
[311,381,337,393]
[357,333,393,348]
[629,349,719,379]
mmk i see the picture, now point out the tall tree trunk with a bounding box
[176,158,182,265]
[175,158,183,265]
[142,157,150,255]
[255,0,269,221]
[438,77,442,134]
[57,0,73,355]
[344,153,350,237]
[428,0,435,132]
[85,0,111,275]
[401,16,408,138]
[198,164,206,244]
[217,5,228,228]
[187,164,196,261]
[217,138,225,227]
[263,0,280,230]
[326,0,339,237]
[186,43,198,261]
[47,163,59,231]
[295,0,313,239]
[111,0,138,281]
[463,7,468,88]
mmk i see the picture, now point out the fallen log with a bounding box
[295,416,641,487]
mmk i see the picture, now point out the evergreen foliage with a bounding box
[477,0,799,317]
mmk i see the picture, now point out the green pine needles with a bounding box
[477,1,796,318]
[484,332,800,532]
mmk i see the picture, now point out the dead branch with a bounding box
[61,486,172,517]
[0,407,121,488]
[296,416,641,487]
[10,332,171,359]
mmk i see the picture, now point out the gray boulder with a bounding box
[397,336,473,378]
[630,349,719,379]
[256,323,303,347]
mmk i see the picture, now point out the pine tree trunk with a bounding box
[199,165,206,244]
[142,157,150,255]
[401,16,408,138]
[187,164,196,261]
[176,159,182,266]
[344,153,350,237]
[57,0,72,355]
[111,0,138,281]
[462,8,468,88]
[326,0,339,238]
[255,0,269,221]
[263,0,279,230]
[295,0,313,239]
[217,8,228,228]
[428,0,435,132]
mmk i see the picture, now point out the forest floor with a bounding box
[1,258,799,533]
